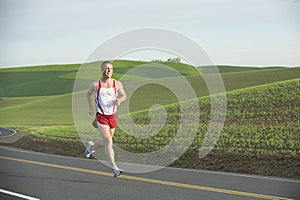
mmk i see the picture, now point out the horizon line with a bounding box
[0,59,299,69]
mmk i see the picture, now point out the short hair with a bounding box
[101,61,113,71]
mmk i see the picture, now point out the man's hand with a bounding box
[89,109,94,116]
[115,98,121,106]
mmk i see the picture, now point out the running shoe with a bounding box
[112,168,123,177]
[84,141,95,158]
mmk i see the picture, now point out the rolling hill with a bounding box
[0,61,299,125]
[1,61,299,178]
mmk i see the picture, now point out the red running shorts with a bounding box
[93,113,118,129]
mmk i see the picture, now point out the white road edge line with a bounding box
[0,127,17,138]
[0,189,40,200]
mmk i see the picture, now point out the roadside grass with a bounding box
[15,125,79,141]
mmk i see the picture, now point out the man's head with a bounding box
[101,61,113,78]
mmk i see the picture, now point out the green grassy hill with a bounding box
[17,78,300,159]
[2,60,297,98]
[0,94,73,125]
[0,60,200,97]
[199,65,284,74]
[128,67,300,111]
[1,61,299,178]
[115,78,299,157]
[1,62,299,126]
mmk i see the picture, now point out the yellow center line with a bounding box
[0,155,293,200]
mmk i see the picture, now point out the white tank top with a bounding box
[95,80,117,115]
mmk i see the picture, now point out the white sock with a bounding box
[113,167,120,171]
[87,141,94,149]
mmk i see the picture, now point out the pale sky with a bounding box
[0,0,300,68]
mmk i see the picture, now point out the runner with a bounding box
[85,61,126,177]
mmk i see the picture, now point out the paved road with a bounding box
[0,128,17,138]
[0,146,299,200]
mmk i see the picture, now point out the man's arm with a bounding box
[116,81,126,106]
[87,82,96,116]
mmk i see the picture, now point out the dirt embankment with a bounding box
[1,133,299,180]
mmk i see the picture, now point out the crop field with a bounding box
[114,78,299,157]
[0,60,299,161]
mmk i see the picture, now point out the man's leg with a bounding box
[97,123,118,169]
[94,138,104,151]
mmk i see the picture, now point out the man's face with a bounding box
[102,63,113,78]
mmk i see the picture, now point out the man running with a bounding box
[85,61,126,177]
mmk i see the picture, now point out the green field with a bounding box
[0,60,299,158]
[115,78,299,156]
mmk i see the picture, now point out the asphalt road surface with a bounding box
[0,128,17,139]
[0,145,299,200]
